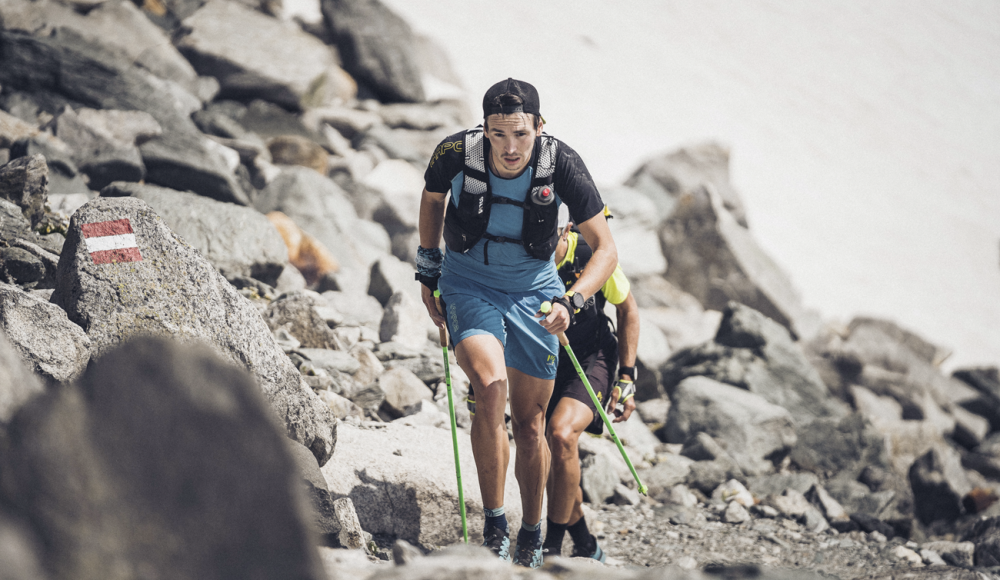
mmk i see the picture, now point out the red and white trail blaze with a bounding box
[81,218,143,264]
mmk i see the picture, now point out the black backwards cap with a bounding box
[482,78,541,118]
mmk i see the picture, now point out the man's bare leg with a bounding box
[455,335,509,512]
[507,367,555,526]
[545,397,593,524]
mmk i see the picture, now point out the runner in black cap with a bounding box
[416,78,619,568]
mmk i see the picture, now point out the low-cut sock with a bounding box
[484,506,508,535]
[568,516,595,550]
[543,518,568,551]
[517,520,542,547]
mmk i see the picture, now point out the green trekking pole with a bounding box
[435,290,469,543]
[540,301,648,496]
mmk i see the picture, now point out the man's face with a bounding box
[485,113,540,178]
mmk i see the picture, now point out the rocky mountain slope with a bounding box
[0,0,998,579]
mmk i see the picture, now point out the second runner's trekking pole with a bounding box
[435,290,469,543]
[540,301,648,495]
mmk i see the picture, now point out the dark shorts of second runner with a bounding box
[545,336,618,435]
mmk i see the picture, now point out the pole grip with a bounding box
[434,290,448,347]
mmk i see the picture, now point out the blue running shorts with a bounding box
[439,275,562,380]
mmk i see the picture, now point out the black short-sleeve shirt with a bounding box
[424,128,606,227]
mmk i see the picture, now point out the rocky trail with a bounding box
[0,0,998,579]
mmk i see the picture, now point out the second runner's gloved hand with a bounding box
[606,379,636,417]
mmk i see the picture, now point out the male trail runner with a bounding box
[543,217,639,561]
[416,78,618,568]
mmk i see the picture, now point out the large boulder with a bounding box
[254,166,372,294]
[909,446,972,525]
[264,291,343,350]
[789,413,890,479]
[0,153,47,227]
[177,0,354,110]
[659,185,818,340]
[0,326,45,424]
[661,302,848,425]
[50,197,336,464]
[624,141,748,226]
[0,336,327,580]
[322,421,523,549]
[0,0,202,95]
[320,0,425,103]
[0,29,247,204]
[664,376,797,476]
[102,181,289,286]
[52,108,161,190]
[0,282,90,383]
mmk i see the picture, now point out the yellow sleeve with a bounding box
[601,266,630,305]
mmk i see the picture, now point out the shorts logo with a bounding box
[546,354,556,365]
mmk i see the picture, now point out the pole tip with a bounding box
[639,484,648,496]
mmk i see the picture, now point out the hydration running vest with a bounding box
[442,127,560,264]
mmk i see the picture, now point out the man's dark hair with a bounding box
[484,94,541,131]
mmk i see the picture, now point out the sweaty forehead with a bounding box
[486,113,534,131]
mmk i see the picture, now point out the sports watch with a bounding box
[564,291,586,312]
[618,365,637,381]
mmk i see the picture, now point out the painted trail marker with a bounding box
[81,218,143,264]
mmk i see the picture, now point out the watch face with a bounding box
[571,292,586,310]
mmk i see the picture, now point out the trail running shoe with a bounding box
[570,535,606,563]
[513,536,543,569]
[481,525,510,561]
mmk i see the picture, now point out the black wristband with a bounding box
[618,365,637,381]
[415,271,439,291]
[551,295,576,327]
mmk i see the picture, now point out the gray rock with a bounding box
[368,254,419,307]
[323,290,384,330]
[0,283,90,383]
[392,538,424,565]
[0,326,45,424]
[581,451,619,504]
[255,166,369,294]
[659,184,818,340]
[350,344,385,386]
[805,484,850,523]
[640,454,694,499]
[102,181,289,286]
[288,438,340,537]
[0,336,327,580]
[0,109,38,148]
[297,348,362,376]
[50,197,336,464]
[624,141,748,226]
[177,0,353,110]
[0,246,44,288]
[790,413,890,478]
[380,290,433,351]
[0,29,247,204]
[723,500,751,524]
[349,381,385,414]
[0,511,46,580]
[0,154,47,227]
[966,517,1000,566]
[612,483,642,506]
[922,541,975,568]
[746,473,821,497]
[662,305,847,427]
[320,0,425,103]
[322,422,523,549]
[265,291,343,350]
[686,459,744,496]
[53,107,147,190]
[378,367,434,419]
[681,431,728,461]
[664,376,797,475]
[9,132,90,195]
[332,497,367,550]
[909,446,972,525]
[366,158,424,236]
[0,0,201,94]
